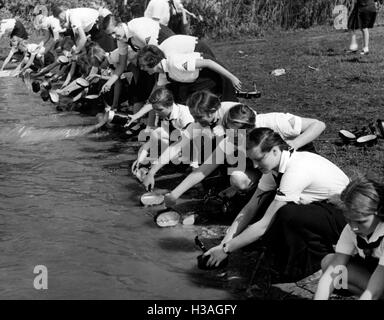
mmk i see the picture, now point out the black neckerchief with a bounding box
[357,234,384,257]
[209,119,219,130]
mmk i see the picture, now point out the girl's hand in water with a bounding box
[123,115,135,128]
[142,173,155,192]
[164,193,177,208]
[203,244,228,267]
[101,82,112,93]
[131,160,139,174]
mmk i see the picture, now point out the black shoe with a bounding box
[376,119,384,138]
[236,90,261,99]
[356,134,378,147]
[338,130,357,144]
[338,126,370,144]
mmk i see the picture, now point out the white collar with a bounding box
[277,149,293,174]
[65,10,71,26]
[167,103,179,121]
[160,59,168,73]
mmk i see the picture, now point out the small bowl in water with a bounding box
[49,91,59,104]
[57,56,69,65]
[140,192,164,207]
[76,78,90,88]
[85,94,100,100]
[155,210,180,228]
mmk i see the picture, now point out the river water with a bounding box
[0,78,236,300]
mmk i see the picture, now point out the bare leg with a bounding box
[321,254,371,297]
[350,31,358,51]
[362,28,369,53]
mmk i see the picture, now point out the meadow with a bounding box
[212,26,384,183]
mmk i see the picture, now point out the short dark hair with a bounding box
[186,90,221,119]
[246,127,289,152]
[149,87,174,109]
[101,14,115,30]
[137,45,165,69]
[52,4,64,18]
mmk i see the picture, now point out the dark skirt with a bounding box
[166,68,238,105]
[30,51,55,72]
[348,3,377,30]
[10,20,28,40]
[195,40,216,59]
[88,25,117,52]
[256,197,346,282]
[117,64,156,106]
[158,24,175,44]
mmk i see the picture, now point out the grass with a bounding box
[212,26,384,183]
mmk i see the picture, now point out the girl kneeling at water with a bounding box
[315,176,384,300]
[132,87,194,183]
[202,127,349,281]
[140,90,239,191]
[86,43,155,112]
[1,19,29,71]
[15,40,55,76]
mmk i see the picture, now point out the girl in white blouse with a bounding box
[315,176,384,300]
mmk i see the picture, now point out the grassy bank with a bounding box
[212,26,384,183]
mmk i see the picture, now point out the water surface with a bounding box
[0,78,234,300]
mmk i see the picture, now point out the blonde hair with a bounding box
[87,43,106,67]
[340,175,384,221]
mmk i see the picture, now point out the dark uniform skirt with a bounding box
[30,51,55,72]
[89,27,117,52]
[165,42,237,105]
[10,20,28,39]
[118,64,156,106]
[348,0,377,30]
[252,194,346,282]
[158,24,175,44]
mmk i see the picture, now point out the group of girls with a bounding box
[0,1,383,300]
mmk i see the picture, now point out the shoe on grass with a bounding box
[360,47,369,55]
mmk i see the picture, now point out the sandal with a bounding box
[355,134,378,147]
[338,126,370,144]
[236,90,261,99]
